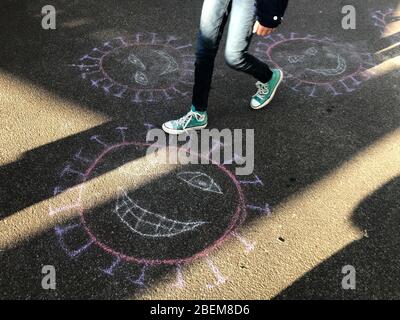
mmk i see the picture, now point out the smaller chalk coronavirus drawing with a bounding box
[253,33,376,97]
[69,33,195,103]
[371,8,400,44]
[50,126,271,289]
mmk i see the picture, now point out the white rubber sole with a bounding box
[250,69,284,110]
[162,123,208,135]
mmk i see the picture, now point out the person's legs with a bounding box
[223,0,283,110]
[191,0,232,112]
[162,0,232,134]
[224,0,272,83]
[162,0,282,134]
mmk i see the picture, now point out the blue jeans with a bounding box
[192,0,273,111]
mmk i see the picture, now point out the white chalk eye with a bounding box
[134,71,149,85]
[288,55,305,64]
[127,53,146,70]
[177,172,223,194]
[305,47,318,56]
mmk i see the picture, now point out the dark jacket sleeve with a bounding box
[255,0,289,28]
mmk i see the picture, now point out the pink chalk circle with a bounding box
[78,141,247,266]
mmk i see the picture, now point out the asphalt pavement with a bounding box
[0,0,399,299]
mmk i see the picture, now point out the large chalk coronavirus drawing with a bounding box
[50,126,271,289]
[69,33,195,103]
[253,33,376,97]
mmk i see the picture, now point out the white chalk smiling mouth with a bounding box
[306,54,347,76]
[114,190,206,238]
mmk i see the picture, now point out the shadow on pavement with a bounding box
[0,0,400,298]
[275,176,400,299]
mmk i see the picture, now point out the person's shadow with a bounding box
[275,176,400,299]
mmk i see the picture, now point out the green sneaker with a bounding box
[250,69,283,110]
[162,106,208,134]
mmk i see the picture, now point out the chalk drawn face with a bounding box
[103,47,180,88]
[288,46,347,77]
[77,143,245,263]
[271,41,360,83]
[254,34,375,97]
[52,128,269,288]
[69,33,195,103]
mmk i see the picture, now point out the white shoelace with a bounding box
[176,111,204,130]
[255,81,269,96]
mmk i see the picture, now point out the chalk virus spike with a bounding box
[223,153,242,165]
[178,79,194,86]
[100,257,122,276]
[239,175,264,186]
[171,86,189,96]
[207,139,225,158]
[161,89,172,100]
[90,78,107,88]
[308,84,317,97]
[324,83,342,96]
[165,35,179,45]
[55,224,94,258]
[172,265,185,289]
[92,47,106,54]
[60,164,85,178]
[132,33,143,43]
[49,202,81,216]
[114,36,128,47]
[131,90,143,103]
[68,63,99,70]
[146,90,156,103]
[53,186,64,196]
[81,70,101,80]
[80,54,101,62]
[304,34,317,39]
[144,123,156,131]
[246,203,272,216]
[102,41,113,49]
[339,79,357,93]
[113,85,128,98]
[263,35,277,43]
[288,81,302,92]
[174,44,192,50]
[74,148,92,164]
[128,265,147,287]
[116,127,128,142]
[231,231,256,253]
[256,41,270,49]
[149,32,163,45]
[102,82,114,94]
[90,135,109,148]
[206,258,226,289]
[275,33,287,41]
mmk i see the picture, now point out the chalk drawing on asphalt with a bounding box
[253,33,376,97]
[115,189,206,238]
[68,33,195,103]
[177,171,223,195]
[50,127,272,289]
